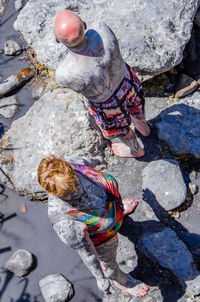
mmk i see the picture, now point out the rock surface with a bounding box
[0,95,19,119]
[156,92,200,159]
[5,249,33,277]
[39,273,74,302]
[137,228,198,280]
[0,88,104,193]
[142,160,187,211]
[14,0,199,79]
[4,40,22,56]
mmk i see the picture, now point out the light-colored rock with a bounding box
[4,40,22,56]
[31,78,46,99]
[189,183,198,195]
[5,249,33,277]
[156,92,200,159]
[0,88,104,194]
[0,68,35,98]
[185,275,200,296]
[39,273,74,302]
[14,0,199,79]
[142,160,187,211]
[0,0,7,15]
[175,74,199,99]
[0,95,19,119]
[15,0,26,12]
[137,228,198,280]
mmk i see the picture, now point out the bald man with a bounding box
[54,10,150,158]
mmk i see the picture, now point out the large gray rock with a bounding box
[142,160,187,211]
[0,88,104,194]
[39,273,74,302]
[137,228,198,280]
[14,0,198,79]
[156,92,200,159]
[5,249,33,277]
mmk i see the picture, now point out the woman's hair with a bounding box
[37,155,78,197]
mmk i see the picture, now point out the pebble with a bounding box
[189,183,198,195]
[0,0,7,15]
[4,40,22,56]
[5,249,33,277]
[15,0,25,11]
[0,95,19,119]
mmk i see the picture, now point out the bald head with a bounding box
[54,10,85,48]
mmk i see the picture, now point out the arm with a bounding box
[52,219,111,293]
[64,155,106,169]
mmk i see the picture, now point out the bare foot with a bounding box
[111,142,145,158]
[122,198,139,215]
[132,117,151,137]
[114,277,149,297]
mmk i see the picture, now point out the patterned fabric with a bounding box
[66,163,124,245]
[89,64,145,139]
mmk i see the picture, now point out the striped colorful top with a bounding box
[66,163,124,245]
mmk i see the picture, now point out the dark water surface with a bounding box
[0,1,102,301]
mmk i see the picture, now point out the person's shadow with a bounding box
[118,188,200,302]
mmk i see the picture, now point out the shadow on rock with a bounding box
[154,103,200,160]
[119,217,186,302]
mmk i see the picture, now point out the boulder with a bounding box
[39,273,74,302]
[14,0,199,80]
[142,160,187,211]
[5,249,33,277]
[0,88,104,194]
[156,93,200,159]
[137,228,198,280]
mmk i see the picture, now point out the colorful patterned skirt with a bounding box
[89,64,145,139]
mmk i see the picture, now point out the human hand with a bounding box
[96,277,111,295]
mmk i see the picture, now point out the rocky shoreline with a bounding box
[0,1,200,301]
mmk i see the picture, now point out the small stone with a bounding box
[39,273,74,302]
[0,0,7,15]
[0,68,35,98]
[5,249,33,277]
[189,170,198,181]
[0,95,19,119]
[15,0,26,12]
[31,78,46,99]
[4,40,22,56]
[189,183,198,195]
[175,74,199,99]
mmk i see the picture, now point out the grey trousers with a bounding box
[95,235,130,286]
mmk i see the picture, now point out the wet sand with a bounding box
[0,1,102,301]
